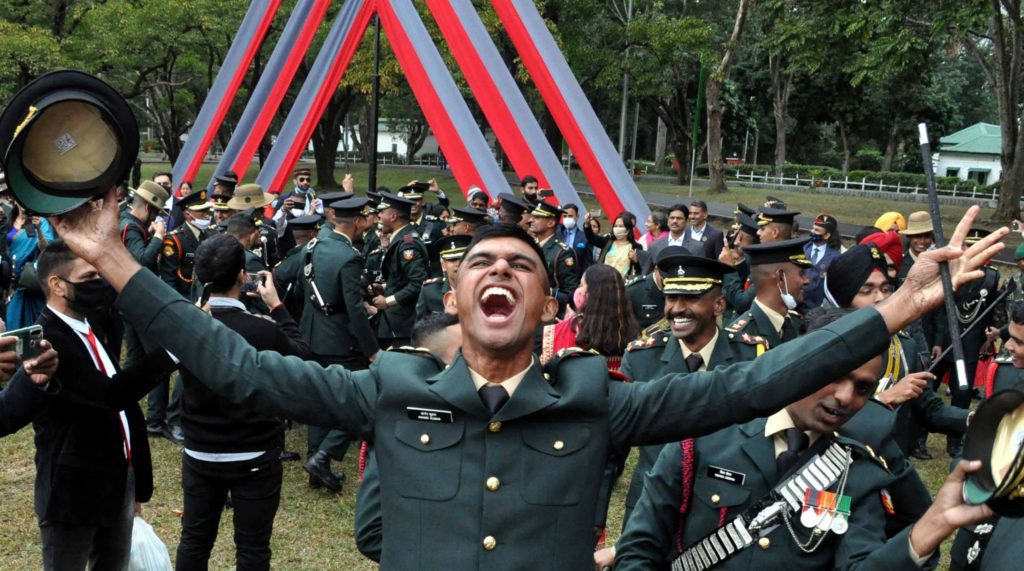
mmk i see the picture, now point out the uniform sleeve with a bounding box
[614,443,683,569]
[836,496,937,570]
[268,304,312,360]
[355,450,383,562]
[114,269,377,438]
[341,255,379,358]
[391,243,429,306]
[555,248,580,296]
[910,386,969,436]
[723,269,755,315]
[158,237,181,287]
[608,307,891,449]
[122,225,162,267]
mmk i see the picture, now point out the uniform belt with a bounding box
[671,441,850,571]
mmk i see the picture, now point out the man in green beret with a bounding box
[50,196,1004,570]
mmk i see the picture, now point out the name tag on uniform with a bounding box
[641,304,658,311]
[707,465,746,486]
[406,407,454,423]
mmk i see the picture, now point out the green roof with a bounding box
[939,122,1001,155]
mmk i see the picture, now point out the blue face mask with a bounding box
[809,233,825,244]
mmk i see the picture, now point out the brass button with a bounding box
[420,434,430,445]
[488,421,502,433]
[486,477,500,491]
[543,372,551,381]
[758,537,770,550]
[553,440,565,451]
[483,536,497,550]
[711,494,721,504]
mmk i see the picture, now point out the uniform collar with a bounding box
[678,328,718,372]
[537,234,554,248]
[754,298,787,336]
[468,357,534,397]
[764,408,820,457]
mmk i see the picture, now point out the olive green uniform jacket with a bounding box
[159,222,211,299]
[415,276,450,321]
[626,273,665,330]
[540,235,580,312]
[615,417,937,570]
[114,268,893,570]
[377,224,430,341]
[725,302,802,361]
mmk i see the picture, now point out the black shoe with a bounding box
[280,450,300,462]
[947,445,963,459]
[162,424,185,445]
[910,445,933,460]
[146,422,165,436]
[304,451,342,491]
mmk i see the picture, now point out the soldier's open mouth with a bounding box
[480,286,516,319]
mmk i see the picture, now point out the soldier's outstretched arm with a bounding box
[52,189,376,436]
[610,206,1007,448]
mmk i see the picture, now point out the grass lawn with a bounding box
[0,162,970,566]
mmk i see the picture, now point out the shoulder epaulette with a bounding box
[626,334,669,352]
[423,277,442,285]
[425,215,439,221]
[724,315,751,333]
[542,347,603,383]
[728,332,769,348]
[996,354,1014,364]
[625,275,646,287]
[390,346,447,365]
[833,433,891,473]
[896,330,912,340]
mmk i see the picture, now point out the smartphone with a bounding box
[2,324,43,360]
[538,188,555,198]
[592,208,603,219]
[242,273,264,294]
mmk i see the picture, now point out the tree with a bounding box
[706,0,754,192]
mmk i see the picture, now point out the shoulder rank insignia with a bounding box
[564,257,575,267]
[725,318,749,333]
[402,249,416,261]
[423,277,442,285]
[162,244,174,257]
[543,347,601,383]
[625,275,644,287]
[626,336,663,352]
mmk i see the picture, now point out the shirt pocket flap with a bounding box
[522,425,591,457]
[395,419,464,452]
[693,474,751,509]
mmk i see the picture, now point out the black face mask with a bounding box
[62,277,116,313]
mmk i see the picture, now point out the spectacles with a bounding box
[297,177,310,183]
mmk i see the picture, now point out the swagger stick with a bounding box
[919,123,969,389]
[928,280,1016,370]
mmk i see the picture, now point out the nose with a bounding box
[833,381,855,407]
[489,257,513,278]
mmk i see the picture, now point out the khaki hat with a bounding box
[0,70,139,215]
[227,183,274,210]
[901,211,934,236]
[134,180,169,210]
[963,382,1024,516]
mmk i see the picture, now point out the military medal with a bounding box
[800,489,851,534]
[830,495,851,534]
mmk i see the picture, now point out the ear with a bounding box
[48,275,66,298]
[540,295,559,323]
[443,289,458,316]
[713,294,726,317]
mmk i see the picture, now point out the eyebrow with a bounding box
[463,250,540,268]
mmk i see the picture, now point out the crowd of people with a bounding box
[2,162,1024,571]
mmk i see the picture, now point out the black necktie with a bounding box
[776,428,810,476]
[781,317,797,341]
[685,354,704,373]
[479,385,510,414]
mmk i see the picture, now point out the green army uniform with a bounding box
[116,263,897,570]
[252,217,280,268]
[619,327,751,525]
[724,302,799,361]
[275,244,305,318]
[243,249,266,274]
[722,261,756,320]
[119,210,161,272]
[377,223,430,346]
[362,228,384,291]
[615,414,936,569]
[415,276,449,321]
[626,273,665,330]
[540,235,580,312]
[160,222,211,300]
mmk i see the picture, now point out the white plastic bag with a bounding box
[128,516,173,571]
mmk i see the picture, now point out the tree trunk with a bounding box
[837,119,851,173]
[989,4,1024,221]
[404,120,429,164]
[541,107,563,160]
[769,53,791,167]
[705,0,753,193]
[881,120,899,172]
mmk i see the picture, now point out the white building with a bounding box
[935,122,1002,185]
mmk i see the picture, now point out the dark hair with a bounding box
[520,175,538,187]
[613,211,641,248]
[853,226,876,245]
[153,171,173,181]
[1011,302,1024,326]
[669,203,689,218]
[461,223,549,282]
[37,239,77,297]
[588,217,602,233]
[651,209,669,232]
[689,200,708,213]
[225,214,257,239]
[412,313,460,346]
[563,203,579,215]
[195,234,245,293]
[803,307,854,333]
[574,264,639,357]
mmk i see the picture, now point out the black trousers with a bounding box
[306,355,365,461]
[40,469,135,571]
[176,450,282,571]
[124,319,179,428]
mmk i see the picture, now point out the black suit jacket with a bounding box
[682,224,724,259]
[0,369,51,437]
[33,308,175,526]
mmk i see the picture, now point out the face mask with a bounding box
[290,208,306,218]
[192,217,211,230]
[809,233,825,244]
[563,217,577,230]
[778,274,798,310]
[572,287,587,310]
[612,227,629,240]
[62,277,116,313]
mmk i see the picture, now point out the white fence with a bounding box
[730,170,998,201]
